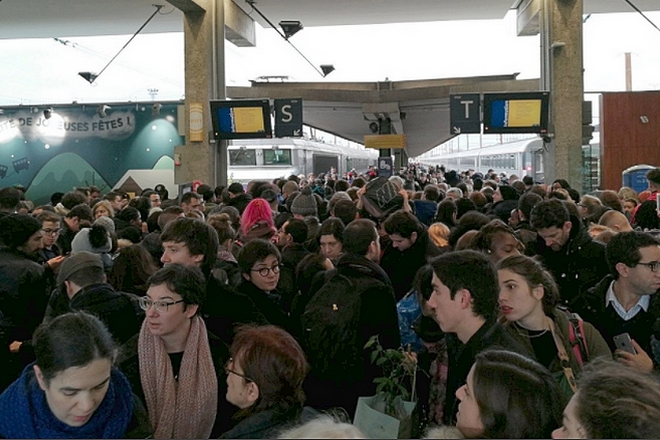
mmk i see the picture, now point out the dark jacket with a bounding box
[43,283,143,346]
[219,406,319,439]
[444,318,533,425]
[56,222,77,256]
[412,200,438,227]
[303,253,401,418]
[226,193,253,215]
[34,245,61,304]
[236,280,291,333]
[116,330,233,438]
[0,247,48,343]
[535,216,608,304]
[380,228,442,301]
[572,274,660,355]
[202,276,268,346]
[514,220,538,257]
[491,199,519,223]
[278,243,311,314]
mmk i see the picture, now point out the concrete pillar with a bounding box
[170,0,227,189]
[540,0,584,188]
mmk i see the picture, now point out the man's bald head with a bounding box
[599,210,633,232]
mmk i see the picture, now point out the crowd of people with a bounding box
[1,164,660,438]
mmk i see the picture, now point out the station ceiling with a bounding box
[2,0,658,157]
[1,0,658,39]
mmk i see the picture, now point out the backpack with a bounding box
[559,306,590,367]
[300,269,363,381]
[361,176,404,221]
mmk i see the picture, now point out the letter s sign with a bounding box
[280,105,293,123]
[274,98,303,138]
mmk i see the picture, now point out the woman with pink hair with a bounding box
[238,198,277,245]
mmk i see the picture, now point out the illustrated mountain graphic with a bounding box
[25,153,109,206]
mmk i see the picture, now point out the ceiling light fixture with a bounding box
[78,4,163,84]
[279,20,303,39]
[245,1,334,77]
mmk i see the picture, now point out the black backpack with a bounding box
[300,270,363,381]
[361,176,404,221]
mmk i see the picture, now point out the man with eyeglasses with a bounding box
[573,231,660,372]
[35,212,65,273]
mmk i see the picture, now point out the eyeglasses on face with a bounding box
[41,228,62,236]
[636,261,660,272]
[251,264,281,277]
[224,358,253,382]
[138,297,185,313]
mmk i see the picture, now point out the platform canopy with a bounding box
[1,0,658,39]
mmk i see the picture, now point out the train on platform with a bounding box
[227,138,379,183]
[419,137,546,183]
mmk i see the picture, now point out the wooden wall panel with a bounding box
[600,92,660,191]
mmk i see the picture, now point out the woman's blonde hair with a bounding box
[92,200,115,218]
[428,222,450,247]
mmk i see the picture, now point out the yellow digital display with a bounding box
[233,107,265,133]
[507,100,542,127]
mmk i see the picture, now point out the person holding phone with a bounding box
[572,231,660,372]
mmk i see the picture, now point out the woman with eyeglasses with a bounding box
[220,325,317,439]
[236,239,290,332]
[116,264,232,438]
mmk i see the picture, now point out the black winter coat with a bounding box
[43,283,143,345]
[225,193,253,215]
[491,199,519,223]
[303,253,401,418]
[219,406,319,439]
[380,228,442,301]
[535,216,608,305]
[278,243,311,314]
[443,318,533,425]
[236,280,291,333]
[0,248,48,343]
[202,276,268,346]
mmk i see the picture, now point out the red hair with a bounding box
[231,325,308,415]
[241,198,275,236]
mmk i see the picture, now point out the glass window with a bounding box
[229,149,256,166]
[263,149,292,165]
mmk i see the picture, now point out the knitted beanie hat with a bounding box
[93,215,116,233]
[71,225,112,254]
[0,214,42,249]
[290,187,317,216]
[57,251,104,284]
